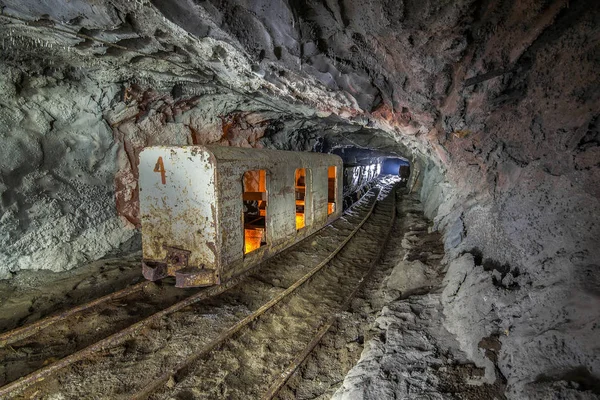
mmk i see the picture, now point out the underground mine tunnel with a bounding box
[0,0,598,399]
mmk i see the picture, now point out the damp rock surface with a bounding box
[0,66,137,279]
[329,193,504,400]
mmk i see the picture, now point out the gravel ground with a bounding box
[275,189,506,400]
[3,184,512,400]
[9,184,383,400]
[0,253,143,334]
[330,192,506,400]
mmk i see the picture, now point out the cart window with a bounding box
[295,168,307,230]
[328,166,337,215]
[243,169,267,254]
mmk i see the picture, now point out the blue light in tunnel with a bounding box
[381,158,409,175]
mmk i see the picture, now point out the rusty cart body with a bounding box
[139,145,343,288]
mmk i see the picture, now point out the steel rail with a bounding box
[262,185,398,399]
[0,280,150,348]
[0,266,262,399]
[129,187,382,400]
[0,189,380,399]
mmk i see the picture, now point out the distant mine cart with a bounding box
[139,145,343,288]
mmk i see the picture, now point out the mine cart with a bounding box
[139,145,343,287]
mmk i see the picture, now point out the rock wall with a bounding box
[411,1,600,395]
[0,64,136,280]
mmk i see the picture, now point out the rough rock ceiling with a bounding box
[3,0,597,174]
[0,0,429,156]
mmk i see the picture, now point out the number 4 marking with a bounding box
[154,156,166,184]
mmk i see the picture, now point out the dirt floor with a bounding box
[275,187,423,400]
[278,189,507,400]
[0,253,143,334]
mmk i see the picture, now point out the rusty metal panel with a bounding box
[310,166,329,226]
[214,155,293,268]
[175,267,216,287]
[265,164,297,244]
[206,146,343,279]
[213,159,247,268]
[335,163,343,218]
[139,146,219,275]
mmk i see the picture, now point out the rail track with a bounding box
[0,281,150,347]
[135,182,398,399]
[0,272,205,390]
[0,182,391,399]
[262,187,397,399]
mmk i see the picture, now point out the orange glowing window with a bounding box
[295,213,305,230]
[295,168,307,230]
[244,229,263,254]
[243,170,267,254]
[327,166,337,215]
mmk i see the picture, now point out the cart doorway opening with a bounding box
[295,168,307,230]
[328,166,337,215]
[243,169,268,254]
